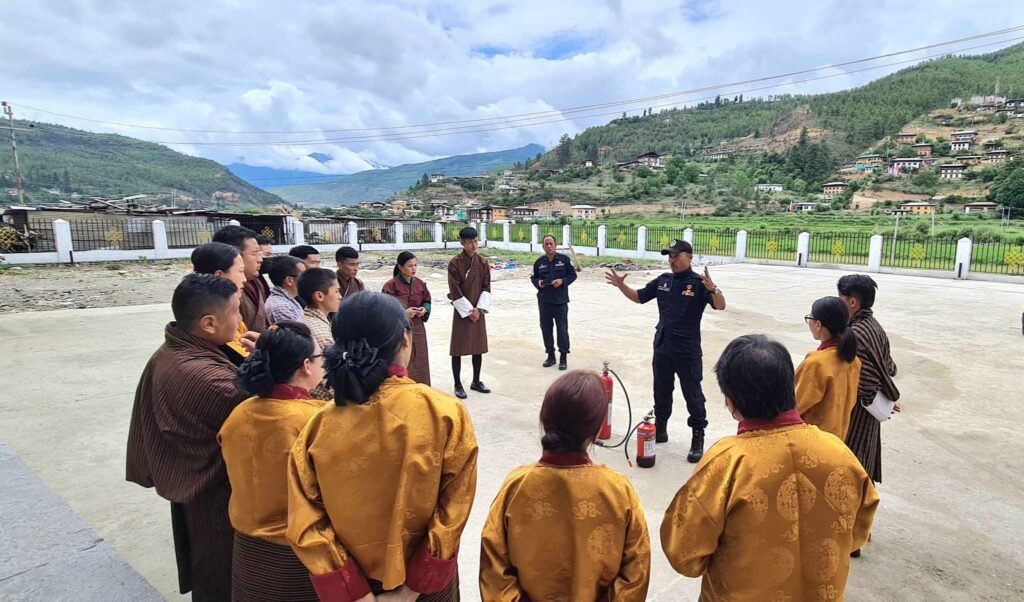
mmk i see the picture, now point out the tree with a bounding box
[556,134,572,167]
[911,170,940,194]
[681,164,703,184]
[989,164,1024,209]
[419,173,429,187]
[635,166,653,179]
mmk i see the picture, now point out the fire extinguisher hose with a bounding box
[593,368,646,465]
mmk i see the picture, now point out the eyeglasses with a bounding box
[804,315,816,323]
[308,354,323,363]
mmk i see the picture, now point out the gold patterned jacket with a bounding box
[287,371,478,601]
[661,410,878,601]
[480,451,650,602]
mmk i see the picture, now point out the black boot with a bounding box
[558,353,567,370]
[655,422,669,443]
[687,428,705,463]
[543,352,556,368]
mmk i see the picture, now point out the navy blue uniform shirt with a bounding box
[531,252,577,304]
[637,268,714,357]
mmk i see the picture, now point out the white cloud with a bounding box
[1,0,1018,174]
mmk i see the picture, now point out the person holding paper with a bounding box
[448,226,491,399]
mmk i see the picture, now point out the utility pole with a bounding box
[2,101,25,206]
[890,213,901,265]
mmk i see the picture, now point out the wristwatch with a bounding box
[711,287,722,295]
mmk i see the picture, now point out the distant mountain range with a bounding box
[260,144,545,206]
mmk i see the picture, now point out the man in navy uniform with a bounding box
[531,235,577,370]
[605,239,726,462]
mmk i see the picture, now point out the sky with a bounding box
[2,1,1021,175]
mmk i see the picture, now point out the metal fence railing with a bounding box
[746,230,799,260]
[536,223,563,245]
[485,222,504,242]
[356,220,394,244]
[605,225,638,250]
[645,226,687,252]
[881,236,957,271]
[571,223,599,247]
[968,241,1024,275]
[305,221,349,245]
[444,222,470,242]
[0,219,55,253]
[808,232,872,265]
[404,220,435,243]
[165,217,222,249]
[66,217,155,251]
[691,228,738,257]
[510,222,532,243]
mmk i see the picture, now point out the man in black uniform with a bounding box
[605,239,726,462]
[531,234,578,370]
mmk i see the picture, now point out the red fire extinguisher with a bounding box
[599,362,613,440]
[636,414,656,468]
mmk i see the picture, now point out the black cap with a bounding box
[459,226,478,240]
[661,239,693,255]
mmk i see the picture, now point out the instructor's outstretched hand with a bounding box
[605,269,628,288]
[698,266,716,292]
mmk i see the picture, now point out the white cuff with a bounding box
[452,296,473,318]
[477,291,492,312]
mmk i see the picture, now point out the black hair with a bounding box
[213,225,258,250]
[713,334,796,420]
[335,246,359,261]
[324,292,410,405]
[459,226,478,240]
[269,256,304,287]
[289,245,320,259]
[393,251,416,278]
[190,242,239,274]
[539,370,607,452]
[542,234,556,244]
[255,234,273,246]
[171,273,239,331]
[297,267,337,306]
[235,321,316,397]
[810,296,859,363]
[837,274,877,309]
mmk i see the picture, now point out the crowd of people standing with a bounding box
[125,224,899,601]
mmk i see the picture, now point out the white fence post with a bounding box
[597,225,607,256]
[531,224,539,246]
[503,222,511,247]
[797,232,810,267]
[683,228,694,245]
[346,221,358,246]
[637,226,647,258]
[736,230,748,262]
[287,217,305,246]
[434,222,443,244]
[152,220,169,260]
[394,222,404,246]
[562,224,572,247]
[955,237,973,279]
[868,235,883,272]
[228,219,241,227]
[54,219,73,264]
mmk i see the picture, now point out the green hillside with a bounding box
[0,120,286,207]
[269,144,545,206]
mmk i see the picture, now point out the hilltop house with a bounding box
[951,140,971,152]
[939,162,966,179]
[913,143,933,158]
[894,132,917,145]
[951,130,978,143]
[891,157,923,172]
[900,200,937,215]
[985,149,1010,164]
[429,173,446,183]
[571,204,598,220]
[491,206,510,222]
[636,152,668,169]
[955,155,982,166]
[856,154,885,167]
[432,202,455,220]
[584,159,594,168]
[792,201,820,213]
[708,150,732,161]
[756,183,784,194]
[822,182,848,200]
[964,201,999,214]
[466,206,494,223]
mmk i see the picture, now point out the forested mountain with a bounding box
[268,144,544,205]
[551,42,1024,168]
[0,120,285,207]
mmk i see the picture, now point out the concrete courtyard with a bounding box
[1,263,1022,600]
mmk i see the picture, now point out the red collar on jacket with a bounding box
[738,408,804,434]
[817,338,839,351]
[269,383,312,400]
[388,364,410,378]
[539,451,593,466]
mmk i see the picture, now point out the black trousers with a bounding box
[539,301,570,354]
[652,351,708,429]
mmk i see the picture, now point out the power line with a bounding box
[9,25,1024,137]
[24,33,1024,148]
